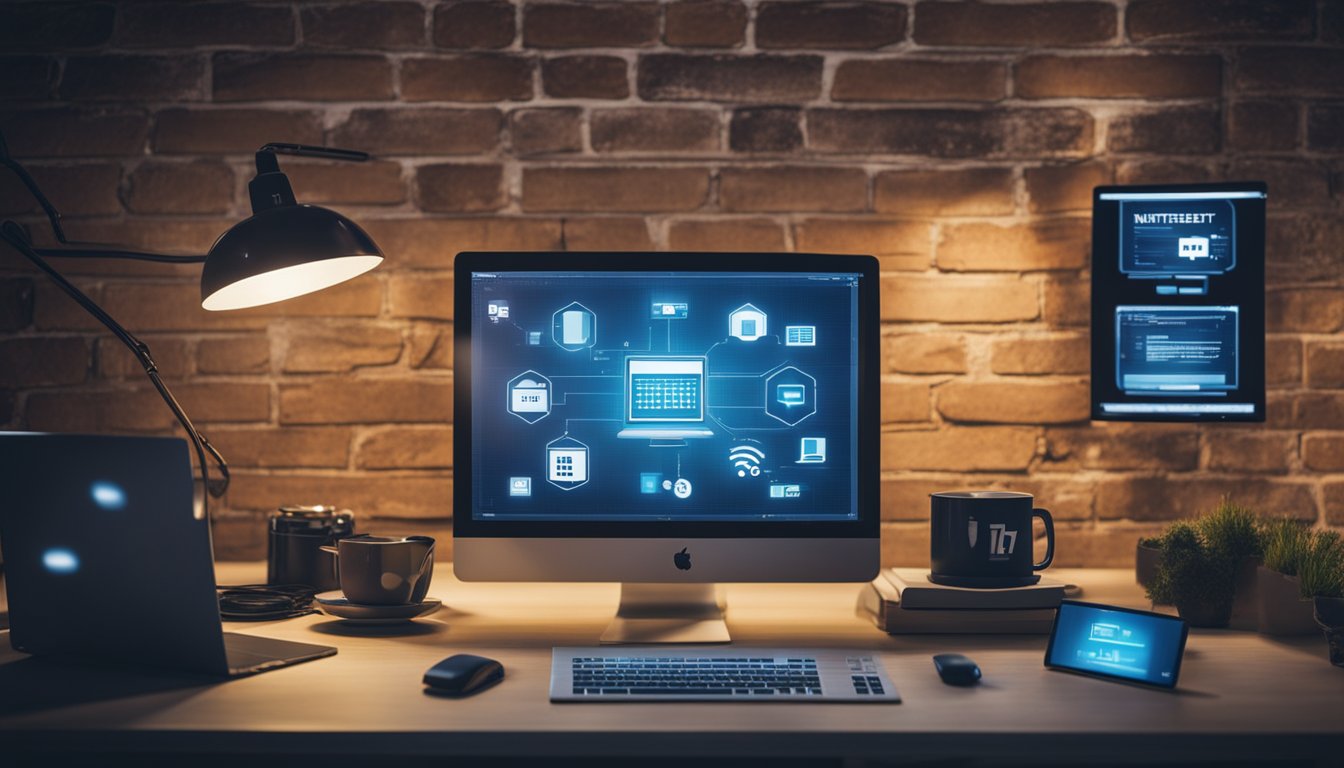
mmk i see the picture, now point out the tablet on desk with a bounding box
[1045,600,1189,690]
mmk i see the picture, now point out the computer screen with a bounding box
[1091,183,1266,421]
[466,267,860,523]
[1045,602,1188,689]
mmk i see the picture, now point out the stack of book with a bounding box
[857,568,1078,634]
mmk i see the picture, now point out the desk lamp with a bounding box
[0,132,384,519]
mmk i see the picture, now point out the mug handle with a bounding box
[1032,508,1054,570]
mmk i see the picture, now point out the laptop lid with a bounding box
[0,433,230,675]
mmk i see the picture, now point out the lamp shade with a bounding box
[200,204,383,311]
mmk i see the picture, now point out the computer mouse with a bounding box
[424,654,505,697]
[933,653,981,686]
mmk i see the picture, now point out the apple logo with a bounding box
[673,547,691,571]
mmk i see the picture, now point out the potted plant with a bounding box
[1256,518,1318,635]
[1301,531,1344,668]
[1135,536,1162,590]
[1146,501,1263,629]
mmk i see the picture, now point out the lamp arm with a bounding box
[0,221,230,520]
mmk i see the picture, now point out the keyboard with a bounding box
[550,647,900,703]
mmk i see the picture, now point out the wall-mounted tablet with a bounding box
[1045,601,1189,689]
[1092,182,1266,422]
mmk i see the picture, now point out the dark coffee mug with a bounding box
[929,491,1054,588]
[321,535,435,606]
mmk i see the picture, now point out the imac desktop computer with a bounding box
[453,252,880,643]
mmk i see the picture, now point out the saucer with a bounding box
[314,592,442,624]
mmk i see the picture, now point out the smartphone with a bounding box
[1044,600,1189,689]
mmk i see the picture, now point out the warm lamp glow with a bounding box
[201,254,382,311]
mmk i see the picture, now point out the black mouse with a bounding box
[424,654,505,697]
[933,653,981,686]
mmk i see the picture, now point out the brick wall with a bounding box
[1,0,1341,566]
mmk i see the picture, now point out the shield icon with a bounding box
[967,516,978,549]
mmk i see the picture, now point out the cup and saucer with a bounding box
[315,535,441,625]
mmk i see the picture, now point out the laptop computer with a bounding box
[616,357,714,439]
[0,432,335,677]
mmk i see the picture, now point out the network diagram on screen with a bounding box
[470,271,860,522]
[1092,184,1266,421]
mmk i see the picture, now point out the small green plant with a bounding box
[1261,517,1312,577]
[1197,499,1263,564]
[1299,530,1344,600]
[1145,499,1266,626]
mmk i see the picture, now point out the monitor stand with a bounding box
[599,583,730,644]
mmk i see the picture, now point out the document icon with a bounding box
[510,378,549,413]
[562,310,591,345]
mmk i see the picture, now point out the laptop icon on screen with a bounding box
[797,437,826,463]
[617,357,713,440]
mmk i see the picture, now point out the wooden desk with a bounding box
[2,565,1342,764]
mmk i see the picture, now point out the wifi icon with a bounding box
[729,445,765,478]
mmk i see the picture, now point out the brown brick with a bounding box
[2,108,148,158]
[389,274,453,321]
[879,522,928,566]
[117,2,294,47]
[280,379,453,424]
[882,381,931,423]
[541,56,629,99]
[96,277,382,333]
[939,219,1089,272]
[1308,104,1344,152]
[638,54,823,103]
[1308,343,1344,389]
[562,218,654,250]
[1268,290,1344,333]
[286,160,406,206]
[0,162,122,217]
[214,53,393,102]
[1016,55,1221,99]
[720,167,868,213]
[124,161,234,215]
[1025,162,1111,214]
[0,56,58,101]
[211,427,351,469]
[1113,159,1216,186]
[1268,392,1344,430]
[1127,0,1314,43]
[833,59,1005,102]
[1265,216,1344,286]
[1044,424,1200,471]
[0,3,114,50]
[408,323,454,370]
[228,472,452,520]
[357,427,454,469]
[1267,336,1302,389]
[363,218,561,268]
[879,479,932,521]
[882,275,1038,323]
[197,336,271,375]
[509,108,582,155]
[0,279,34,332]
[31,280,102,332]
[96,336,190,380]
[756,2,906,49]
[592,109,721,153]
[938,380,1089,424]
[1207,431,1294,474]
[524,3,659,48]
[283,323,404,374]
[874,168,1014,217]
[809,108,1092,158]
[61,54,208,102]
[33,219,233,267]
[1107,107,1220,154]
[992,334,1089,375]
[416,164,506,212]
[882,334,967,374]
[1327,484,1344,526]
[329,108,501,155]
[154,108,323,155]
[795,219,930,270]
[25,383,270,433]
[882,427,1039,471]
[667,219,786,251]
[1229,101,1299,152]
[1050,524,1171,568]
[664,1,747,48]
[914,2,1116,47]
[435,1,516,49]
[1238,48,1344,96]
[1096,477,1315,522]
[0,337,88,388]
[523,167,709,213]
[401,55,533,102]
[729,108,801,153]
[302,2,424,49]
[1304,434,1344,472]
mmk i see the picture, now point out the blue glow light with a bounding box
[90,481,127,510]
[42,548,80,574]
